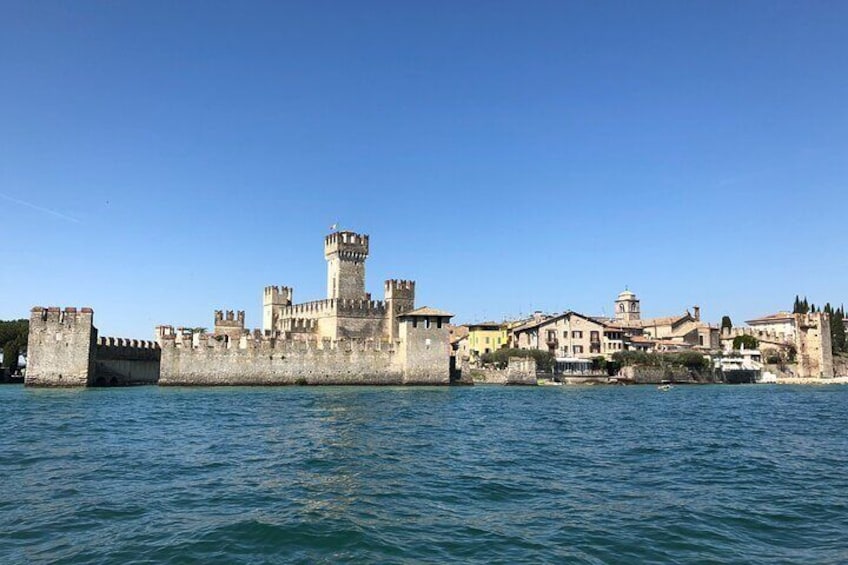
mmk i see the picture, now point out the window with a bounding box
[424,318,431,329]
[485,337,490,344]
[573,345,584,354]
[437,318,443,329]
[572,331,583,339]
[590,331,599,341]
[547,330,556,341]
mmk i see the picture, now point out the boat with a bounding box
[657,383,673,391]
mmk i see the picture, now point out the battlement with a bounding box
[385,279,416,299]
[324,231,369,260]
[264,285,293,306]
[282,318,318,333]
[30,306,94,326]
[283,299,335,319]
[96,336,161,363]
[336,298,387,316]
[281,298,388,320]
[214,310,245,325]
[97,336,159,349]
[796,312,828,330]
[722,326,793,344]
[160,330,396,354]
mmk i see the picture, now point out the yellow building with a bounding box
[467,322,507,357]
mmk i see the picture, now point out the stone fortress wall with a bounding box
[158,329,411,386]
[26,307,160,387]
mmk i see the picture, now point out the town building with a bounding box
[510,311,625,359]
[467,322,507,357]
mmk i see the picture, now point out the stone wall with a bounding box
[398,317,451,385]
[159,336,404,385]
[95,337,161,386]
[26,307,96,387]
[26,307,162,387]
[618,366,715,384]
[506,357,537,385]
[796,313,833,378]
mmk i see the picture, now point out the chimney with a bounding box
[533,310,544,322]
[693,306,701,321]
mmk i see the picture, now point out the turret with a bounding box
[263,285,292,332]
[384,279,416,341]
[324,231,369,300]
[214,309,246,339]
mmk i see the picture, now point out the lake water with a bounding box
[1,384,847,564]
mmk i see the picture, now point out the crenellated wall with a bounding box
[95,336,161,386]
[158,333,404,385]
[26,307,161,387]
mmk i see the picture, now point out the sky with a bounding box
[1,1,846,337]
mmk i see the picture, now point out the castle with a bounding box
[25,230,455,387]
[259,232,417,343]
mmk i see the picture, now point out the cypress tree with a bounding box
[793,295,801,313]
[832,307,846,353]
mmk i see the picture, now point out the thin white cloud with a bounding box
[0,193,80,223]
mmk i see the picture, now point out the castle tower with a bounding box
[25,307,97,387]
[214,309,246,339]
[263,286,292,332]
[324,231,369,300]
[384,279,416,341]
[615,289,641,323]
[397,307,454,384]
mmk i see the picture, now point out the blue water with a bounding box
[1,385,847,564]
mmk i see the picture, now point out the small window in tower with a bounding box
[425,318,431,329]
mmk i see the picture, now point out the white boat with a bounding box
[657,384,673,391]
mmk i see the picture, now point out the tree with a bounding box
[831,308,846,354]
[0,319,29,373]
[793,295,802,314]
[732,334,759,350]
[721,316,733,332]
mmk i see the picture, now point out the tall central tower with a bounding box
[325,231,369,300]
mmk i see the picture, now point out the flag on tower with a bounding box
[329,223,338,231]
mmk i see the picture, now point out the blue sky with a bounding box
[1,1,846,337]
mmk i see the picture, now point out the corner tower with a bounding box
[325,231,369,300]
[615,289,641,323]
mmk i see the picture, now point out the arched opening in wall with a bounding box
[110,377,118,386]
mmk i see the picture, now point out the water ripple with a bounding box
[1,385,847,563]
